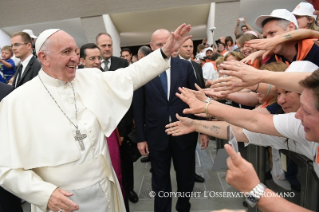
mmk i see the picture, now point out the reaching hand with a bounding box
[241,50,265,64]
[204,88,227,99]
[162,24,192,57]
[225,144,260,193]
[47,188,79,212]
[217,61,263,91]
[176,87,206,114]
[245,36,278,52]
[190,83,208,102]
[165,114,196,136]
[211,76,245,95]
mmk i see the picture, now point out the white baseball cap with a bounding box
[22,29,38,39]
[285,61,318,73]
[196,52,206,60]
[255,9,298,29]
[205,47,214,53]
[292,2,317,19]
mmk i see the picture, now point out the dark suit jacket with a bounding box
[191,60,205,88]
[0,83,14,101]
[109,56,129,72]
[107,56,132,137]
[13,56,41,88]
[133,57,198,151]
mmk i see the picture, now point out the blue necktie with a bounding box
[160,71,167,96]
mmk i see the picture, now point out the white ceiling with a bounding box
[1,0,305,47]
[1,2,218,47]
[111,4,211,46]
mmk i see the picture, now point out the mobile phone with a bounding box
[227,126,239,153]
[215,39,221,46]
[239,17,244,22]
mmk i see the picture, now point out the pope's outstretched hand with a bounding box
[162,24,192,57]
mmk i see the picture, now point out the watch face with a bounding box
[247,195,257,203]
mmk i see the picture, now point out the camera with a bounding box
[209,27,216,33]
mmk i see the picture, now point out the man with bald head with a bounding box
[0,24,191,212]
[134,29,206,212]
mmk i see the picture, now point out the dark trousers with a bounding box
[0,187,23,212]
[149,136,196,212]
[120,137,135,212]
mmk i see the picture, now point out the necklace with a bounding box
[38,75,87,151]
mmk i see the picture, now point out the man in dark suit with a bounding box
[11,32,41,88]
[178,38,207,183]
[134,29,209,212]
[178,39,205,94]
[0,82,23,212]
[96,33,128,71]
[96,33,139,209]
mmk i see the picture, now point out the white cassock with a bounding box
[0,49,170,212]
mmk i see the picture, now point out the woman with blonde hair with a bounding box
[292,2,319,30]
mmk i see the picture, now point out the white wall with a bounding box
[102,14,121,57]
[0,29,11,49]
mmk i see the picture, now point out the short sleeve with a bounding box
[273,113,310,143]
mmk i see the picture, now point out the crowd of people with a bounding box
[1,1,319,212]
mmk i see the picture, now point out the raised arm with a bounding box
[166,114,248,142]
[176,87,281,137]
[234,18,240,37]
[218,61,310,93]
[246,29,319,52]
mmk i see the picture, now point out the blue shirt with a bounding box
[0,58,16,82]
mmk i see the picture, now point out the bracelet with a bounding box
[160,48,168,59]
[266,84,272,95]
[253,83,259,92]
[205,102,211,118]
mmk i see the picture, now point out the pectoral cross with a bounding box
[74,130,87,151]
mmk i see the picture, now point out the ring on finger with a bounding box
[237,63,241,67]
[58,209,63,212]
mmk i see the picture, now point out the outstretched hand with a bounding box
[162,24,192,57]
[217,61,263,89]
[190,83,208,102]
[165,114,196,136]
[211,76,245,95]
[245,35,279,52]
[176,87,206,115]
[241,50,265,64]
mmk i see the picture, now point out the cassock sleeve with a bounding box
[0,167,57,211]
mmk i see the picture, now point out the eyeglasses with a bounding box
[88,56,102,61]
[10,43,29,48]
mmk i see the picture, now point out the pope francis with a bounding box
[0,24,191,212]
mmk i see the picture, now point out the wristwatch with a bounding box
[245,183,266,207]
[204,97,211,103]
